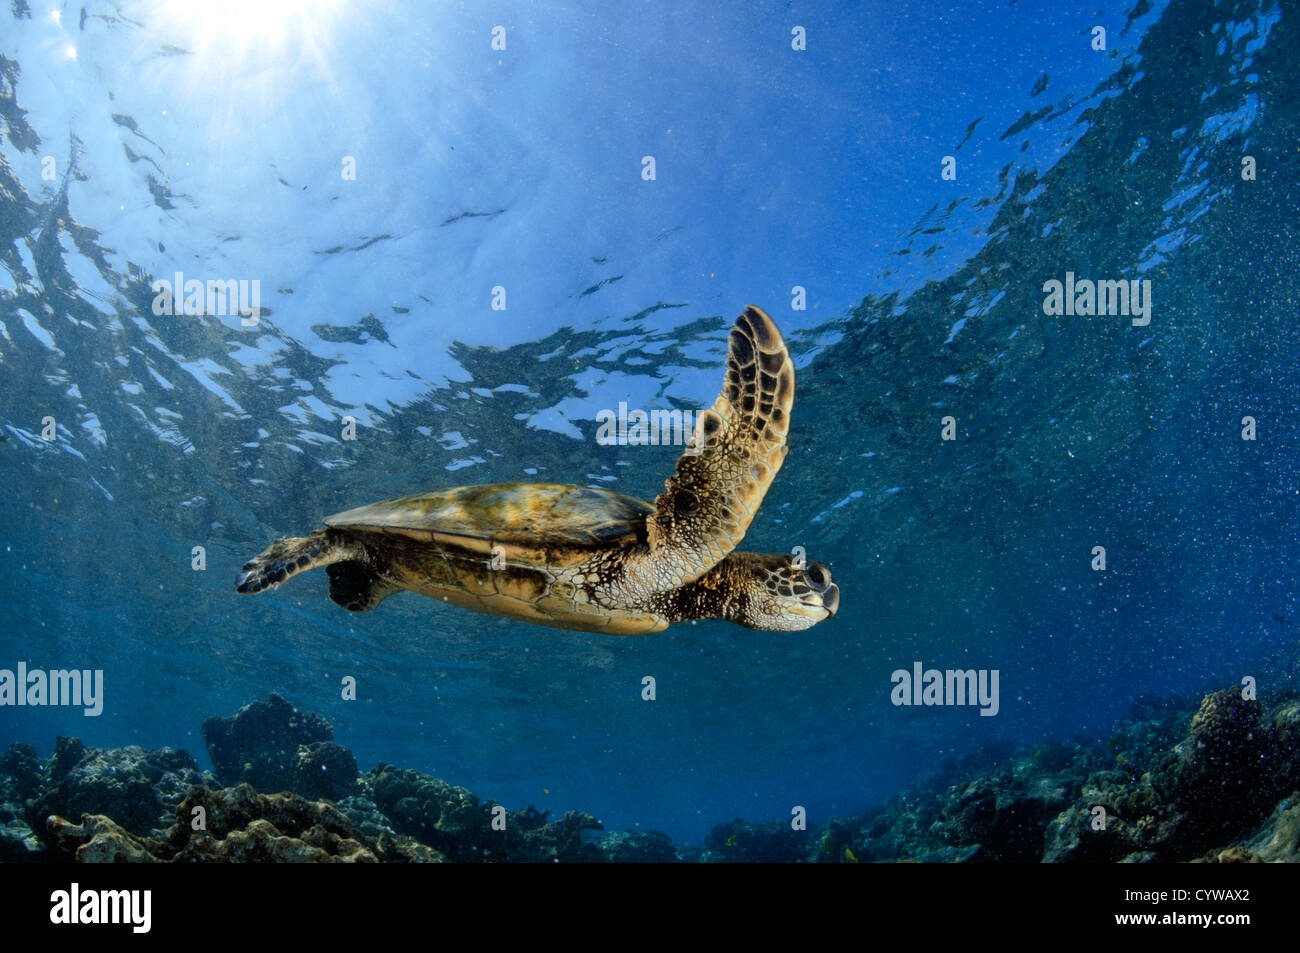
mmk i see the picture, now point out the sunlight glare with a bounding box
[157,0,340,58]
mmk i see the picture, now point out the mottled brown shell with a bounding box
[323,482,653,568]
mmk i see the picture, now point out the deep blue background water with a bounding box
[1,0,1297,843]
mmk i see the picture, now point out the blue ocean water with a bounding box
[0,0,1296,847]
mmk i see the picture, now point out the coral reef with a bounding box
[45,784,446,863]
[1044,689,1293,862]
[1199,796,1300,863]
[367,763,605,862]
[810,686,1300,864]
[166,783,380,861]
[818,742,1089,863]
[595,830,678,863]
[701,818,808,863]
[46,813,162,863]
[0,742,45,862]
[4,686,1298,862]
[293,741,359,802]
[29,740,212,837]
[201,692,333,793]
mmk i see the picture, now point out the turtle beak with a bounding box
[802,562,839,620]
[822,583,840,618]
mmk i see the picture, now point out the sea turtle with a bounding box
[236,305,839,634]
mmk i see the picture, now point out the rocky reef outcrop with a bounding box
[700,817,809,863]
[1043,689,1294,862]
[5,686,1299,862]
[367,763,606,862]
[28,738,212,838]
[200,692,336,794]
[0,742,44,862]
[44,783,445,863]
[767,686,1300,864]
[1,694,640,863]
[802,741,1090,863]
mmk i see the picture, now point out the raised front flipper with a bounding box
[645,305,795,588]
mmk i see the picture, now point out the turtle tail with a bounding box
[235,529,362,595]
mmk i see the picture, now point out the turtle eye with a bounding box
[804,563,829,590]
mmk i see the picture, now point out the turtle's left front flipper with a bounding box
[235,529,363,594]
[646,305,794,588]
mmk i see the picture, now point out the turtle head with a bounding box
[729,553,839,631]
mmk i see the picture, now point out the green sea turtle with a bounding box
[236,306,838,634]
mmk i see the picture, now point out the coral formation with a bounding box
[595,830,678,863]
[1044,689,1291,862]
[201,691,333,793]
[30,741,211,837]
[292,741,359,802]
[5,686,1298,862]
[46,813,162,863]
[0,742,44,862]
[702,818,808,863]
[45,784,448,863]
[367,763,604,862]
[807,687,1300,864]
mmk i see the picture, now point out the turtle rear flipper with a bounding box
[235,529,362,594]
[327,560,400,612]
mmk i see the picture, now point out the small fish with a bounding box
[843,847,859,863]
[1116,753,1129,765]
[725,833,738,848]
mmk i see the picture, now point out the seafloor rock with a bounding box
[702,818,809,863]
[0,817,45,862]
[368,763,486,845]
[375,830,447,863]
[0,742,46,861]
[852,746,1083,863]
[594,830,678,863]
[1167,690,1274,815]
[24,685,1300,864]
[49,736,86,777]
[47,784,449,863]
[1106,695,1194,770]
[178,815,376,862]
[1199,793,1300,863]
[940,771,1074,861]
[292,741,359,802]
[1042,771,1154,864]
[507,807,606,863]
[335,793,396,842]
[366,764,604,861]
[30,740,212,837]
[676,843,706,862]
[813,815,873,863]
[0,742,42,804]
[167,783,367,858]
[1045,689,1281,862]
[167,785,446,862]
[46,814,162,863]
[201,692,333,793]
[1268,701,1300,789]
